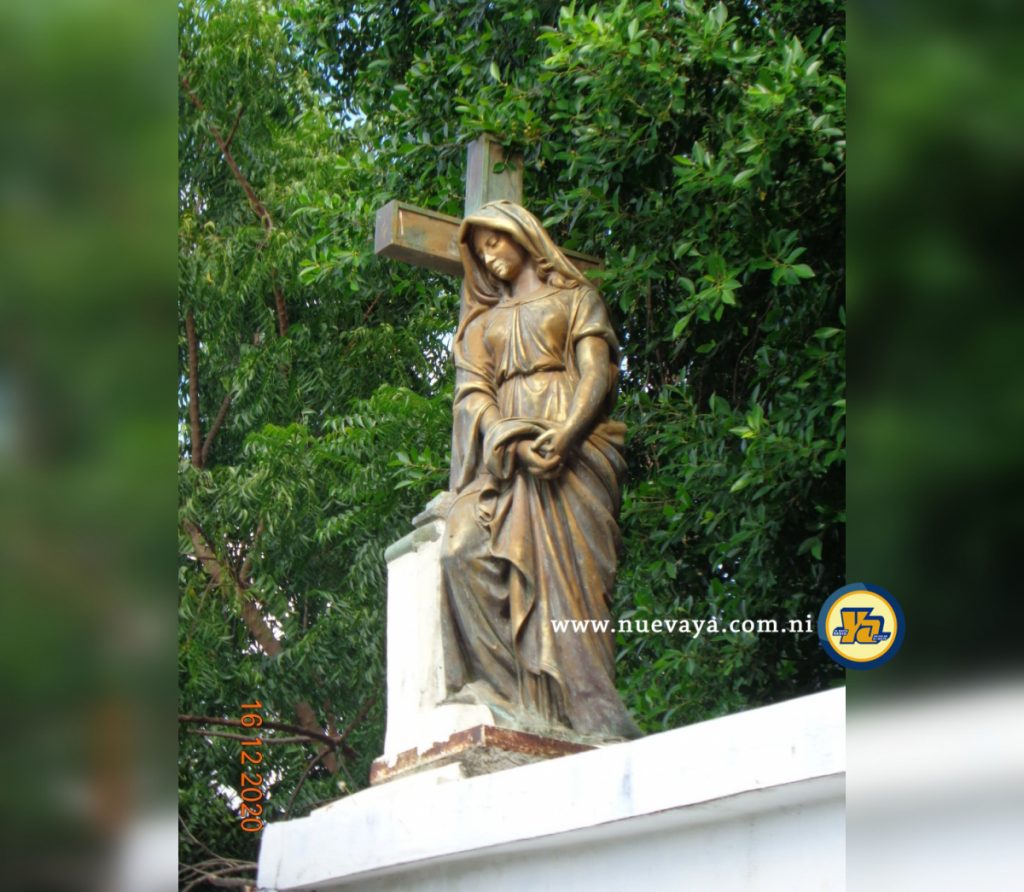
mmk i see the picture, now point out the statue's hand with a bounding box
[515,439,563,479]
[532,427,574,462]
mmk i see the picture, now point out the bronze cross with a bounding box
[373,134,599,279]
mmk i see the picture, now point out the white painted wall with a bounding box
[258,688,845,892]
[351,777,842,892]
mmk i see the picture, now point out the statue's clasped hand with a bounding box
[518,428,574,480]
[515,440,561,478]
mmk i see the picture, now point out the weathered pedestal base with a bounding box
[378,495,499,767]
[375,500,602,787]
[369,723,595,785]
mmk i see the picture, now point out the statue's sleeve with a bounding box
[569,287,619,355]
[566,286,621,414]
[450,315,497,492]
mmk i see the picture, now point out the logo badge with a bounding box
[818,583,905,669]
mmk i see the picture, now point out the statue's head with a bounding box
[459,200,586,303]
[468,226,530,285]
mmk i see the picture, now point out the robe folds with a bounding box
[441,279,640,740]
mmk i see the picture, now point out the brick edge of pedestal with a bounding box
[370,724,595,785]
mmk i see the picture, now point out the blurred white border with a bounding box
[848,679,1024,890]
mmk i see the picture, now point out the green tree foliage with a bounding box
[179,0,843,880]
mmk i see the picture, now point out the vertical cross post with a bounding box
[464,134,523,216]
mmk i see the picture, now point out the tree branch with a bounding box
[273,282,288,337]
[185,728,324,746]
[183,876,252,892]
[181,857,253,874]
[181,860,256,892]
[337,694,377,748]
[178,815,224,863]
[183,716,339,749]
[285,746,330,816]
[362,292,383,323]
[731,300,773,404]
[181,76,272,235]
[182,519,282,654]
[293,701,341,771]
[238,519,264,586]
[182,519,231,593]
[179,714,346,751]
[181,77,289,335]
[200,391,233,467]
[223,104,245,152]
[181,518,345,770]
[239,596,283,657]
[186,310,202,468]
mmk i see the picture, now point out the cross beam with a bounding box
[373,135,600,277]
[374,201,464,278]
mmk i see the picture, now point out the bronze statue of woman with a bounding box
[441,200,640,741]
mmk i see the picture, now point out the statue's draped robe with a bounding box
[441,282,639,739]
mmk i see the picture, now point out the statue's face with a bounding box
[471,227,528,283]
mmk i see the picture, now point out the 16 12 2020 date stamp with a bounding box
[237,701,265,832]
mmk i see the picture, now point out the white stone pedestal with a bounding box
[257,687,845,891]
[377,495,492,767]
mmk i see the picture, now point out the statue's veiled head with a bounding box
[459,200,587,306]
[469,227,530,284]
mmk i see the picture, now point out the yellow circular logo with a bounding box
[818,583,905,669]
